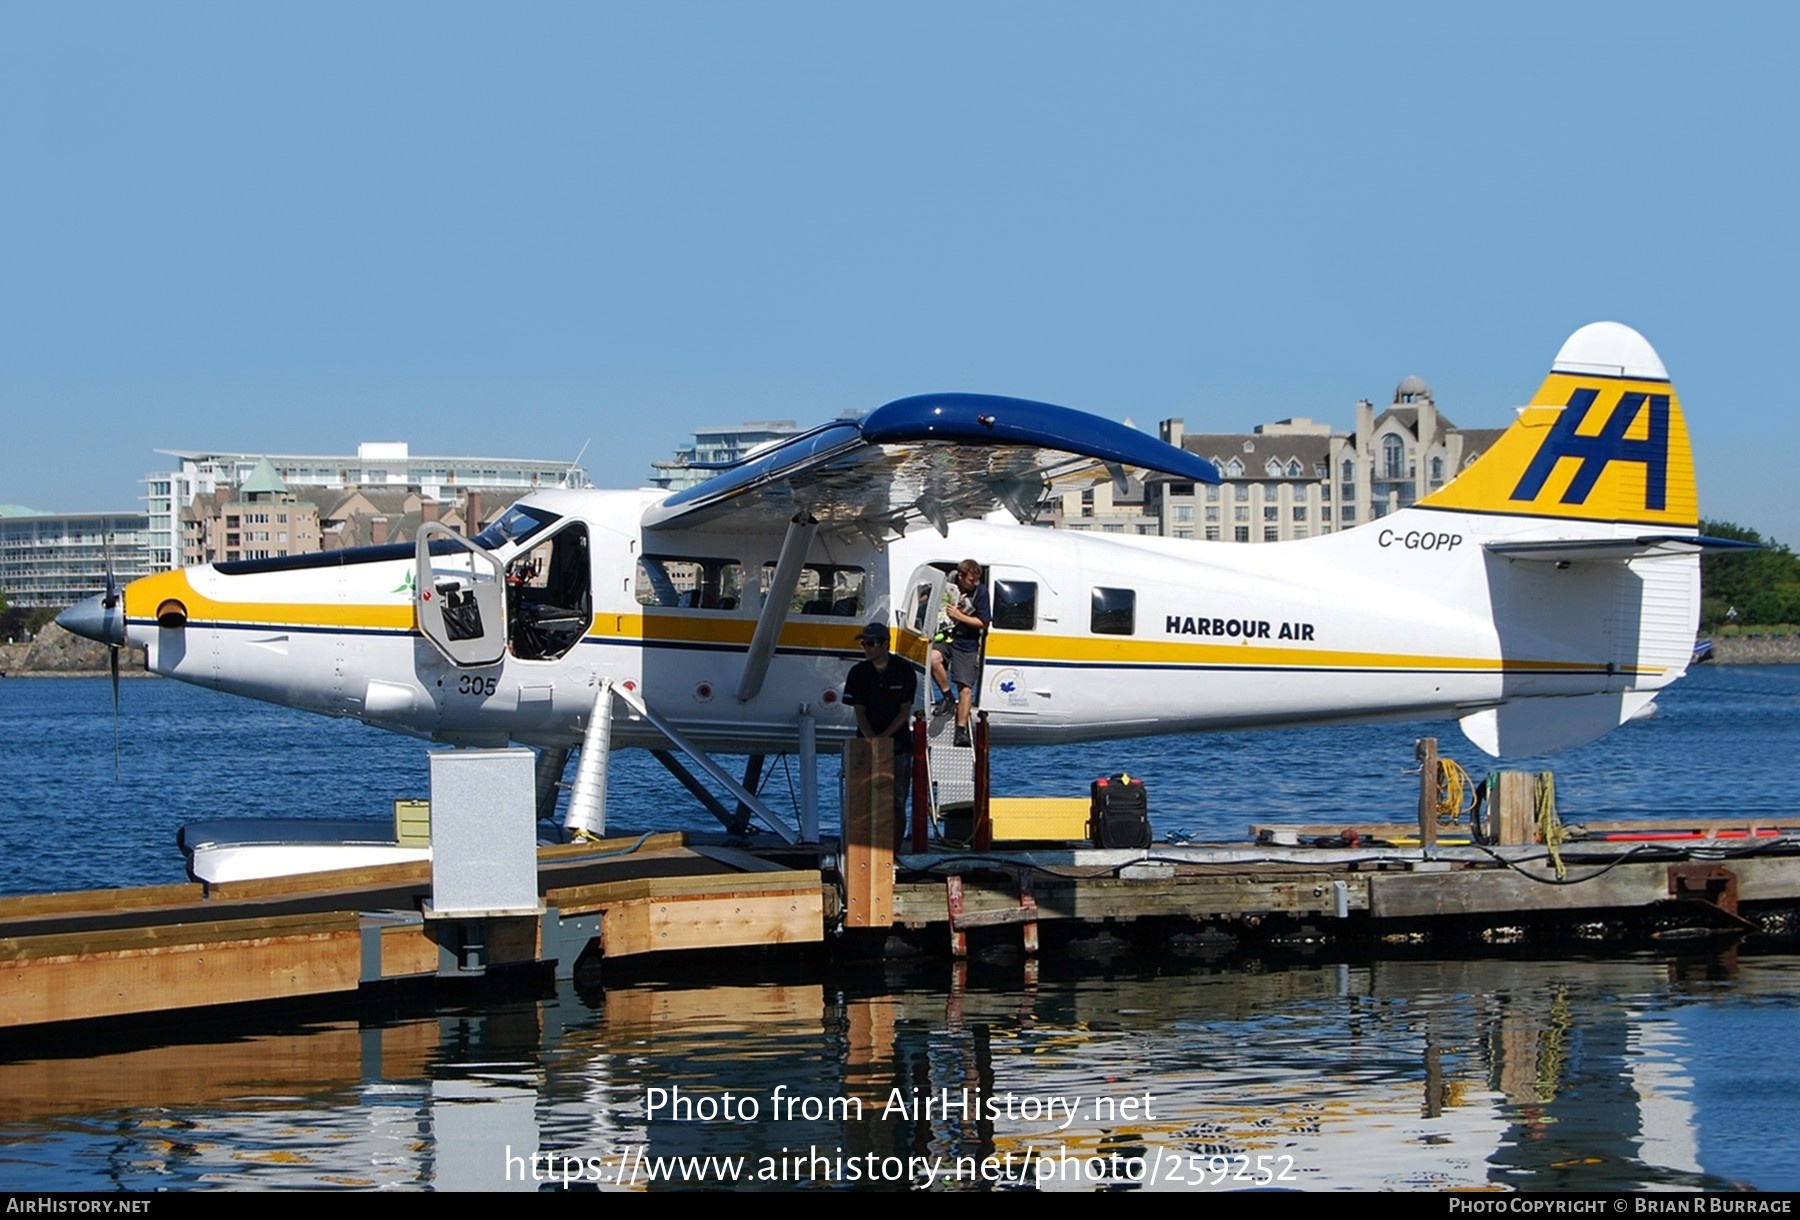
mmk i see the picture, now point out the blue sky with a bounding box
[3,2,1795,539]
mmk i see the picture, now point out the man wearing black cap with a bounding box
[843,621,917,841]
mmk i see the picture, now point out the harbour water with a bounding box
[1,667,1798,1191]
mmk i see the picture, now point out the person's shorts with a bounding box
[949,645,980,690]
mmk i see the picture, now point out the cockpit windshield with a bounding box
[473,503,560,552]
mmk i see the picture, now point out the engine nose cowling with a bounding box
[57,592,127,647]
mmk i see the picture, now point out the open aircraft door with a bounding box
[415,523,508,667]
[894,562,948,669]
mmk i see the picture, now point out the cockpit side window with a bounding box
[473,503,560,551]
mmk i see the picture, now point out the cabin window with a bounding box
[761,563,865,617]
[909,579,936,633]
[1091,587,1135,635]
[993,580,1038,631]
[636,555,747,610]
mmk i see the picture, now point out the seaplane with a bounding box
[61,322,1736,850]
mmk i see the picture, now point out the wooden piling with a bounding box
[1415,737,1439,849]
[841,737,894,928]
[1495,771,1535,846]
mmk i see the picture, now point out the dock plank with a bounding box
[894,871,1370,925]
[0,912,362,1027]
[1369,862,1666,918]
[601,888,824,957]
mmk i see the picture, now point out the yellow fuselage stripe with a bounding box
[128,573,1659,677]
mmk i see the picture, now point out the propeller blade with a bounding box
[111,643,121,781]
[104,519,122,779]
[103,519,120,609]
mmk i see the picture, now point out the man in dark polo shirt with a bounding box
[843,620,917,842]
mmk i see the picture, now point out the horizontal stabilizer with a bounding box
[1459,690,1659,757]
[1485,535,1758,563]
[642,393,1220,535]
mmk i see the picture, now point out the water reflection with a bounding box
[1,951,1793,1191]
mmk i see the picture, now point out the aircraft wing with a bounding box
[640,393,1221,535]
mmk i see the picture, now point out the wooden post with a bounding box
[946,874,968,958]
[1415,737,1438,849]
[1495,770,1534,846]
[910,712,931,853]
[841,737,894,928]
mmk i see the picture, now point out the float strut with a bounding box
[798,703,819,843]
[563,680,613,840]
[534,747,571,822]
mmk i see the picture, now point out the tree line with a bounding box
[1701,520,1800,630]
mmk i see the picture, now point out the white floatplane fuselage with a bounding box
[65,322,1720,764]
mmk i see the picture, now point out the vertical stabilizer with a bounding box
[1418,322,1697,530]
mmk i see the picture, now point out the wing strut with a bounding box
[737,513,818,702]
[610,682,800,844]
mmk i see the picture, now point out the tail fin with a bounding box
[1417,322,1697,529]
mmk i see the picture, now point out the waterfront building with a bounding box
[178,458,323,566]
[145,443,588,570]
[1057,377,1504,541]
[649,421,802,492]
[0,507,154,608]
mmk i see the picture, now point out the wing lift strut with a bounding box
[738,512,818,703]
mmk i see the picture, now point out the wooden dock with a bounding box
[0,834,825,1029]
[5,740,1800,1030]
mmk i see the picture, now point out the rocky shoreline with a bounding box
[1706,634,1800,664]
[0,623,148,677]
